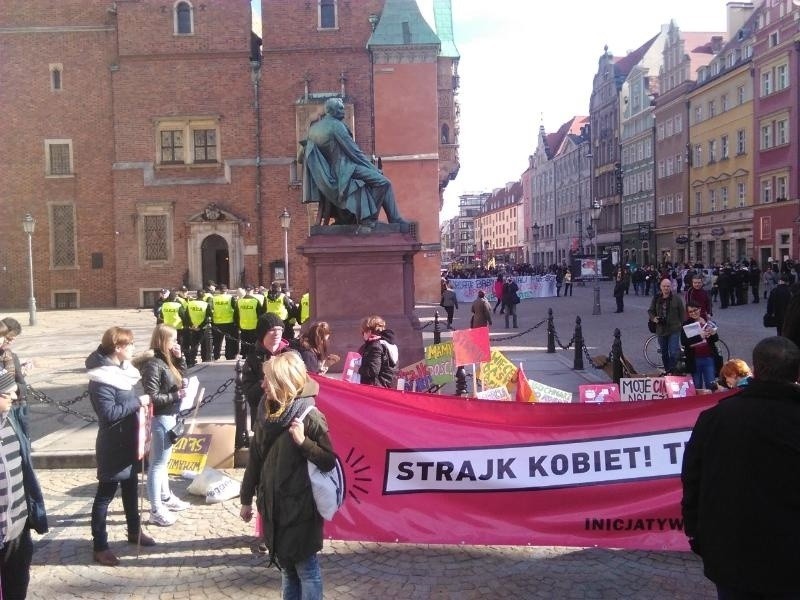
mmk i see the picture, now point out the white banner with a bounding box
[450,275,557,303]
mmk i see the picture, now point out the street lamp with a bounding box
[21,213,37,326]
[279,208,291,291]
[532,222,540,267]
[588,200,602,315]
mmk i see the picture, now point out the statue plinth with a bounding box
[297,230,424,373]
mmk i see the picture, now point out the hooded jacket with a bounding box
[358,329,398,388]
[86,348,142,482]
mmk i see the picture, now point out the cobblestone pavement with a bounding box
[29,468,715,599]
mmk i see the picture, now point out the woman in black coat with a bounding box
[86,326,154,566]
[358,315,398,387]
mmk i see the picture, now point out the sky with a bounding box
[252,1,728,221]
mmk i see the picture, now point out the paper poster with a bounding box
[167,434,213,475]
[452,327,491,365]
[341,352,362,383]
[477,350,517,389]
[579,384,621,403]
[664,376,696,398]
[619,377,668,402]
[396,360,433,392]
[179,376,200,411]
[424,341,455,386]
[529,380,572,403]
[476,386,512,401]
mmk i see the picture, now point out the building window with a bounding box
[721,134,729,159]
[319,0,337,29]
[666,157,674,176]
[50,64,63,91]
[761,216,772,240]
[708,139,716,163]
[674,114,682,133]
[156,118,219,165]
[761,123,772,150]
[777,64,789,90]
[623,206,630,225]
[657,123,665,141]
[658,197,665,216]
[45,139,73,176]
[777,118,789,145]
[777,175,788,200]
[721,93,728,112]
[721,186,728,210]
[694,105,703,123]
[693,144,702,167]
[737,85,745,104]
[50,203,76,268]
[175,1,193,34]
[708,100,716,117]
[667,195,674,214]
[761,179,773,203]
[658,161,665,179]
[737,182,746,207]
[769,30,779,47]
[675,153,683,173]
[141,212,170,262]
[762,70,773,96]
[710,189,716,212]
[694,191,702,214]
[676,193,683,213]
[736,129,746,154]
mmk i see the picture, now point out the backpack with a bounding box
[297,406,346,520]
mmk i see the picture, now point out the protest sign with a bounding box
[530,380,572,403]
[476,387,512,401]
[397,360,433,392]
[341,352,362,383]
[424,341,455,386]
[579,384,621,403]
[452,327,491,365]
[168,433,213,475]
[663,376,696,398]
[477,350,517,389]
[619,377,668,402]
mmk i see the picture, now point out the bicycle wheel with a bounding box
[643,335,663,369]
[716,338,731,362]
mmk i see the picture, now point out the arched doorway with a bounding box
[201,234,230,287]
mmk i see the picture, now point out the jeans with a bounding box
[692,355,716,390]
[281,553,323,600]
[91,476,140,551]
[1,526,33,599]
[658,332,681,373]
[148,414,176,513]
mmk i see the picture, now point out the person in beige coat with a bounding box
[470,290,492,329]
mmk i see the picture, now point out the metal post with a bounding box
[202,320,213,362]
[546,308,555,353]
[592,241,601,315]
[611,327,623,384]
[22,218,37,326]
[233,357,249,449]
[455,366,467,396]
[433,310,441,345]
[283,227,290,291]
[573,316,584,370]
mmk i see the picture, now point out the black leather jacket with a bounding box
[139,350,186,417]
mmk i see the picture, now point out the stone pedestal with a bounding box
[297,225,424,372]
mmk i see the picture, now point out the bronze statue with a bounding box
[301,97,406,227]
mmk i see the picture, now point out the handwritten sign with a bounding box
[476,387,512,401]
[424,342,455,386]
[397,360,433,392]
[452,327,491,365]
[168,433,213,475]
[530,380,572,403]
[341,352,362,384]
[663,376,696,398]
[579,384,621,403]
[477,350,517,389]
[619,377,668,402]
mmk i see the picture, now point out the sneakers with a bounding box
[162,495,191,512]
[149,508,177,527]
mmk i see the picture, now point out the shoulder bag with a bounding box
[296,406,346,521]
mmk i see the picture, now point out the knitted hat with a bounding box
[0,368,15,394]
[259,313,285,331]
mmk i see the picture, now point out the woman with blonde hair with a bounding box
[239,352,335,600]
[138,323,190,527]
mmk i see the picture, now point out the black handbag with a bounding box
[648,320,657,334]
[167,420,185,445]
[763,313,777,328]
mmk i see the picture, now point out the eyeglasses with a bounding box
[687,309,700,315]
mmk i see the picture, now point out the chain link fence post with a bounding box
[546,308,556,354]
[573,316,584,370]
[202,321,213,363]
[455,366,468,396]
[611,328,623,384]
[433,310,441,345]
[233,357,248,449]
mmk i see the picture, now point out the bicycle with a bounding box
[643,334,731,370]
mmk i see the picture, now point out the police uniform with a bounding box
[235,293,264,355]
[211,289,237,360]
[160,299,189,352]
[185,294,211,367]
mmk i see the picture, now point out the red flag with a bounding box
[515,365,535,403]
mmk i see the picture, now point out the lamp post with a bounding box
[22,213,37,326]
[279,208,291,291]
[587,200,602,315]
[532,223,540,267]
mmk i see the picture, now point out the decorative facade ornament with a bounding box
[202,203,223,221]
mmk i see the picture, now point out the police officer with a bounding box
[235,285,264,356]
[265,282,296,341]
[160,291,189,353]
[298,291,310,325]
[211,284,237,360]
[185,290,212,367]
[251,285,265,308]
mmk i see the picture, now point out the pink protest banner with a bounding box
[664,376,696,398]
[451,327,490,365]
[341,352,362,383]
[313,375,735,550]
[579,384,621,403]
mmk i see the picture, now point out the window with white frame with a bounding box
[139,205,172,263]
[657,123,665,141]
[721,186,728,210]
[675,153,683,173]
[49,63,63,91]
[694,191,702,214]
[658,161,665,179]
[666,195,674,214]
[623,206,630,225]
[761,123,772,149]
[676,193,683,214]
[761,178,773,203]
[674,113,682,133]
[709,139,717,163]
[694,105,703,123]
[721,93,728,112]
[777,118,789,145]
[50,203,76,268]
[769,30,779,47]
[156,118,219,165]
[721,135,729,159]
[777,63,789,90]
[658,197,665,215]
[693,144,703,167]
[174,1,193,35]
[45,139,73,176]
[737,182,746,207]
[319,0,337,29]
[708,100,716,117]
[638,203,646,222]
[710,189,716,212]
[762,70,773,96]
[777,175,788,199]
[737,85,745,104]
[665,118,673,137]
[647,203,653,221]
[666,157,674,176]
[737,129,746,154]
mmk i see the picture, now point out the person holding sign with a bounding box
[139,324,191,527]
[648,279,685,374]
[86,327,155,566]
[240,352,336,600]
[680,302,721,390]
[290,321,340,375]
[682,336,800,598]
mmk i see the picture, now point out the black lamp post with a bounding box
[279,208,291,291]
[532,222,540,266]
[588,200,602,315]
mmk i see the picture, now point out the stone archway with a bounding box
[201,234,229,287]
[187,204,245,290]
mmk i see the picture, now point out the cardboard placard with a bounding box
[477,350,517,389]
[397,359,433,392]
[424,341,455,386]
[664,376,696,398]
[619,377,668,402]
[168,433,213,475]
[530,380,572,403]
[341,351,362,383]
[579,384,621,403]
[452,327,491,365]
[476,386,512,401]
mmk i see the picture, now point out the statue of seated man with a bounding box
[301,97,406,227]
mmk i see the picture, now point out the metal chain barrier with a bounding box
[177,377,234,419]
[552,328,576,351]
[490,318,547,342]
[26,386,97,423]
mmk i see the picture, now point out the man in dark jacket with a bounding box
[0,368,48,599]
[681,336,800,598]
[767,274,793,335]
